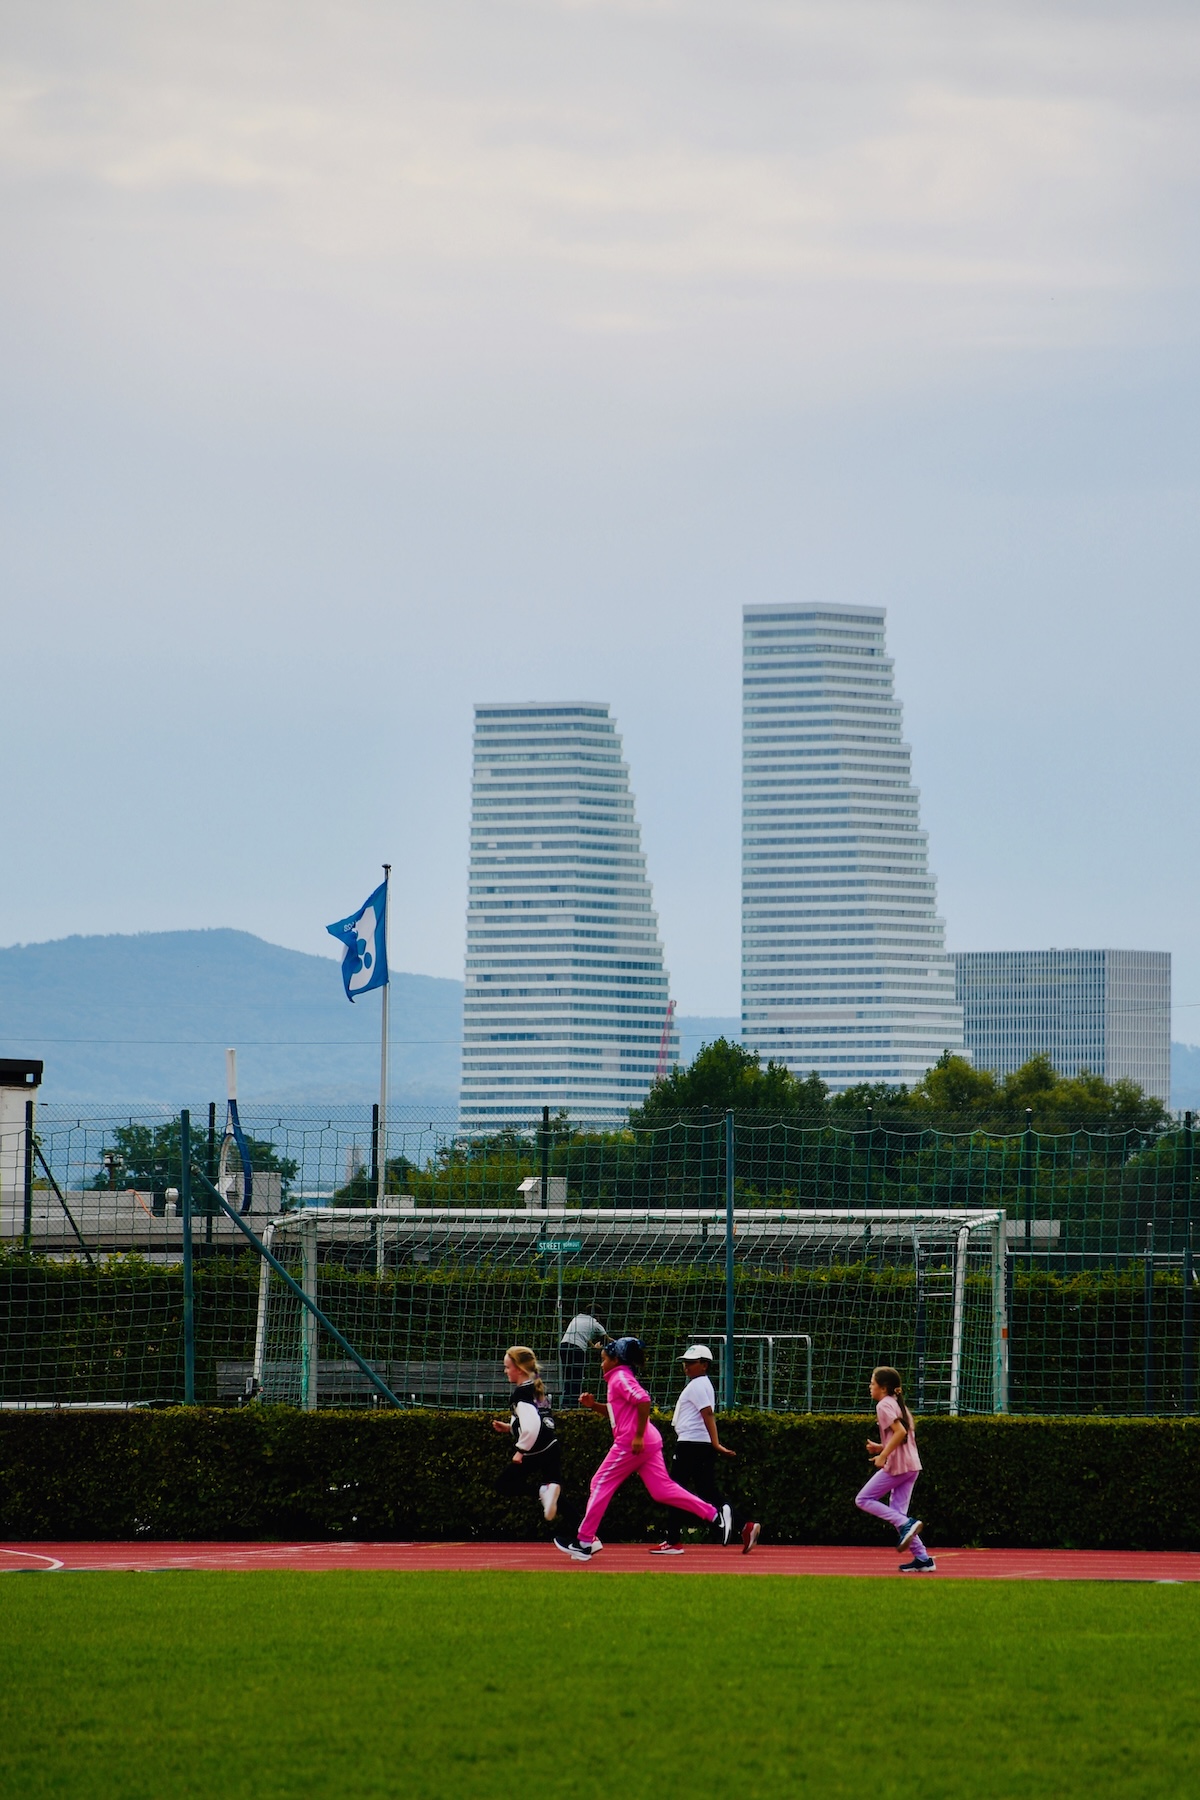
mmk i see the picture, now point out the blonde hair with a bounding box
[505,1346,545,1398]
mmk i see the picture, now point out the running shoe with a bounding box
[899,1555,937,1574]
[538,1483,560,1522]
[553,1538,594,1562]
[650,1542,685,1555]
[719,1503,735,1546]
[741,1521,761,1555]
[897,1517,923,1550]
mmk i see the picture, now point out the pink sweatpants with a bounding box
[578,1438,719,1545]
[855,1468,928,1559]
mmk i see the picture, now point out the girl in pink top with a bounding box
[554,1337,734,1562]
[854,1365,935,1573]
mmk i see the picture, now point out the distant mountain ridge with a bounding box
[0,930,461,1106]
[0,931,741,1110]
[4,931,1190,1111]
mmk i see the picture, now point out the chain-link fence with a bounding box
[1,1103,1196,1416]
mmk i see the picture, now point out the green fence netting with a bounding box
[1,1106,1195,1416]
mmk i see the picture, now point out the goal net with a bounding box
[249,1207,1007,1416]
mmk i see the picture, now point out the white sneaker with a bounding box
[591,1538,603,1553]
[650,1542,685,1555]
[539,1483,560,1522]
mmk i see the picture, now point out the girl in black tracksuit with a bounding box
[492,1346,579,1539]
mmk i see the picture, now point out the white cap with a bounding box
[681,1344,714,1362]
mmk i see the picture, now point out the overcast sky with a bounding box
[3,0,1199,1033]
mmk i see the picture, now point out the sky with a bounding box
[2,0,1199,1032]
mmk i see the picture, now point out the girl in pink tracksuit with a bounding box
[554,1337,734,1562]
[854,1365,936,1573]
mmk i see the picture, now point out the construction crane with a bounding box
[655,998,677,1082]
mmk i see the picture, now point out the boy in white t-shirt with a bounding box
[653,1345,760,1555]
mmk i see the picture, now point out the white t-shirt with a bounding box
[560,1314,605,1352]
[672,1374,715,1444]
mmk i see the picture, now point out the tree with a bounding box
[91,1119,298,1199]
[909,1053,998,1114]
[1000,1064,1167,1133]
[333,1152,420,1204]
[629,1038,828,1124]
[907,1050,1167,1133]
[827,1080,911,1119]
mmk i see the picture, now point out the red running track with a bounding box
[2,1542,1199,1580]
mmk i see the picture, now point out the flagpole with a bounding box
[377,863,391,1206]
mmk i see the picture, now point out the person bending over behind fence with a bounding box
[854,1365,936,1574]
[554,1336,735,1562]
[558,1312,606,1408]
[492,1347,579,1541]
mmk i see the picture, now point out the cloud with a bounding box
[2,0,1197,407]
[2,1,1199,1016]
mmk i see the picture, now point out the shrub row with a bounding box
[3,1261,1194,1415]
[2,1410,1198,1550]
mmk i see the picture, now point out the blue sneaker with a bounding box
[897,1517,923,1550]
[899,1554,936,1573]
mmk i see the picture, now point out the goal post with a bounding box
[249,1206,1008,1416]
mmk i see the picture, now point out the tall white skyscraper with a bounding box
[459,702,676,1130]
[741,603,963,1090]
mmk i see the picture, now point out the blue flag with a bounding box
[327,879,389,1002]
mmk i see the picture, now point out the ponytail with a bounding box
[505,1345,546,1399]
[872,1365,913,1436]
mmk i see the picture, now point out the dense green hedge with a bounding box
[2,1411,1198,1550]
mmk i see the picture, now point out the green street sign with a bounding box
[536,1239,582,1254]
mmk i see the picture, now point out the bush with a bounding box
[2,1411,1199,1549]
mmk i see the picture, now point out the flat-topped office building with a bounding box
[741,603,963,1090]
[953,949,1171,1105]
[459,702,676,1129]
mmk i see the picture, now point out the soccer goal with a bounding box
[244,1207,1008,1416]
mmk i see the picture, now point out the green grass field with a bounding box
[2,1574,1197,1799]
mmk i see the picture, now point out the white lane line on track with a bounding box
[0,1549,65,1571]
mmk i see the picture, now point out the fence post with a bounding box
[370,1102,380,1204]
[22,1098,34,1254]
[205,1100,216,1246]
[301,1215,320,1411]
[1144,1219,1154,1415]
[1020,1107,1034,1251]
[180,1109,196,1404]
[725,1109,736,1407]
[1185,1113,1195,1415]
[911,1226,926,1410]
[700,1103,711,1207]
[540,1105,550,1210]
[993,1213,1009,1413]
[947,1224,970,1415]
[863,1105,873,1206]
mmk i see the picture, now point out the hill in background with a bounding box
[2,930,1193,1111]
[0,931,740,1110]
[0,931,460,1106]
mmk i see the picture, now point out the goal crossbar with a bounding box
[251,1206,1008,1416]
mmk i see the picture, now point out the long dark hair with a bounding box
[872,1366,913,1435]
